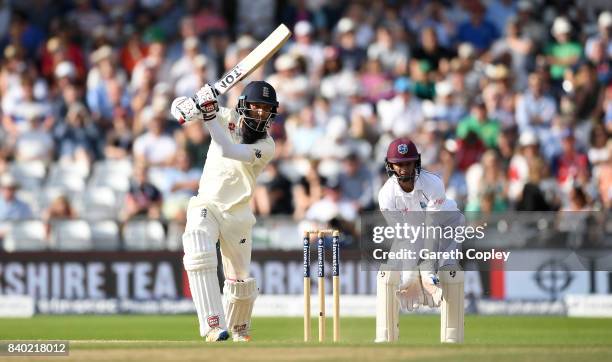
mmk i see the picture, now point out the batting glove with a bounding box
[171,96,202,125]
[194,84,219,121]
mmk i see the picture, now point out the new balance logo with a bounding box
[254,149,262,159]
[240,238,247,244]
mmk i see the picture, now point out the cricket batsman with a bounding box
[170,81,278,342]
[376,137,465,343]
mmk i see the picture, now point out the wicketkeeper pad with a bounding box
[223,278,258,338]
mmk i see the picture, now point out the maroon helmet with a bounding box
[385,138,421,181]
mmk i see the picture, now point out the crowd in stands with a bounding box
[0,0,610,248]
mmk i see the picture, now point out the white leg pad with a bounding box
[439,269,464,343]
[375,270,400,342]
[183,230,227,337]
[223,278,258,337]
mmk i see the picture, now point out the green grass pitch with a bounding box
[0,315,611,361]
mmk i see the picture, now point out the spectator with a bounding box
[335,18,367,72]
[120,28,148,75]
[561,186,591,211]
[367,24,410,74]
[456,97,500,148]
[133,113,177,167]
[178,120,210,170]
[338,153,374,211]
[359,58,393,103]
[174,54,209,97]
[0,12,45,59]
[568,61,605,123]
[2,75,53,137]
[545,17,582,83]
[515,72,557,134]
[104,107,134,160]
[426,80,466,128]
[266,53,311,114]
[305,177,358,233]
[170,36,202,87]
[588,123,610,171]
[121,163,162,221]
[254,160,294,216]
[285,106,324,157]
[552,129,590,191]
[431,139,468,209]
[586,39,612,85]
[153,149,200,221]
[485,0,517,35]
[455,1,499,52]
[293,160,324,221]
[585,11,612,59]
[508,131,541,202]
[318,46,360,102]
[42,194,77,238]
[488,18,534,90]
[0,174,32,221]
[53,103,101,164]
[86,46,130,124]
[465,150,508,212]
[515,1,546,48]
[15,113,54,164]
[412,26,455,75]
[516,157,554,211]
[288,20,325,77]
[596,140,612,209]
[377,78,424,136]
[66,0,105,38]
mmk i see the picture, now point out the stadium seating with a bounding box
[3,220,47,252]
[122,219,166,250]
[9,160,46,189]
[89,220,121,250]
[81,186,118,220]
[50,219,93,251]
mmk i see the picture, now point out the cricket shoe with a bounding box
[205,327,229,342]
[233,334,252,342]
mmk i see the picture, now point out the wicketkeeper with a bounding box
[376,137,465,343]
[170,81,278,342]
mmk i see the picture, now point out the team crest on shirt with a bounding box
[201,208,208,218]
[228,122,236,131]
[419,201,427,209]
[398,144,409,154]
[254,149,262,159]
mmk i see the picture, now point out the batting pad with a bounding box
[375,271,400,342]
[183,230,226,337]
[223,278,258,338]
[440,269,464,343]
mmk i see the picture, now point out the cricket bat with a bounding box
[213,24,292,95]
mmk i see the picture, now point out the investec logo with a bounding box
[217,66,243,90]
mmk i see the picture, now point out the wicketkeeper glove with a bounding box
[420,271,443,308]
[194,84,219,121]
